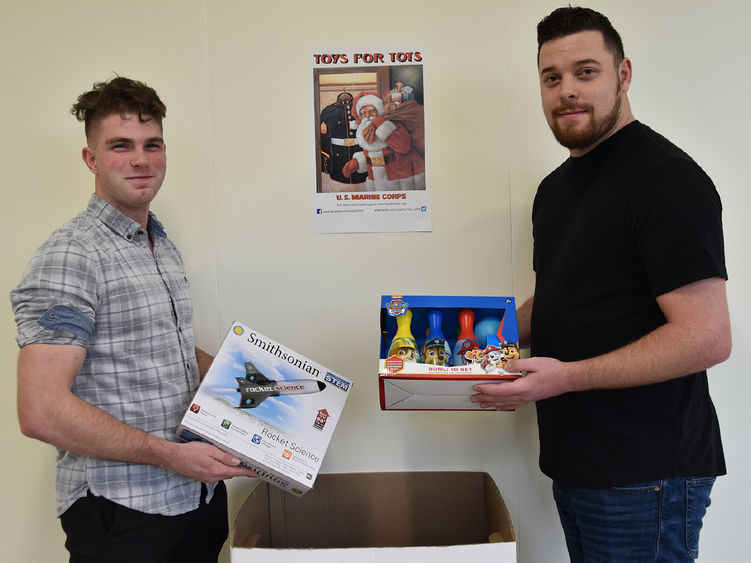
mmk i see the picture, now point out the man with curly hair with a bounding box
[12,76,256,562]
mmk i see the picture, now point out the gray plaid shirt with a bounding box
[11,194,215,516]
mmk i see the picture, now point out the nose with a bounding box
[559,75,579,102]
[130,148,147,167]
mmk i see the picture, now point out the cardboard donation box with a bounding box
[177,322,352,496]
[379,295,521,410]
[231,472,516,562]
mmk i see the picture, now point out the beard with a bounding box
[356,117,388,152]
[550,85,623,152]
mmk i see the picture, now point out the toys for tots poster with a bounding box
[312,46,431,233]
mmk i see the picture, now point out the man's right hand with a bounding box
[163,441,258,482]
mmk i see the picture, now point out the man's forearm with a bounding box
[566,318,728,392]
[481,278,732,410]
[556,277,731,392]
[17,344,178,469]
[21,386,176,468]
[18,340,257,483]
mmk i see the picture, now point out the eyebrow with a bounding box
[105,136,165,146]
[539,58,603,76]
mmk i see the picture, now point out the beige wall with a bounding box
[1,1,748,561]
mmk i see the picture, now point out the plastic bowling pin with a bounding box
[388,309,420,363]
[422,309,452,366]
[453,309,480,366]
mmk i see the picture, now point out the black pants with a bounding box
[60,482,228,563]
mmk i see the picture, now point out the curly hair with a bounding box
[537,6,624,65]
[71,76,166,140]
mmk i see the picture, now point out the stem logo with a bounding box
[324,372,350,392]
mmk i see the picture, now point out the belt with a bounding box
[331,138,358,147]
[366,154,395,167]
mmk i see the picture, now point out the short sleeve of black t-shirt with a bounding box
[531,121,727,487]
[630,139,727,298]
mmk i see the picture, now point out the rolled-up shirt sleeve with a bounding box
[11,236,97,348]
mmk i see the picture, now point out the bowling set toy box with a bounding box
[176,321,353,496]
[379,295,521,410]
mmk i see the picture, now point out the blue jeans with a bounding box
[553,477,715,562]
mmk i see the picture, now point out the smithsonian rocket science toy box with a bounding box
[177,322,353,496]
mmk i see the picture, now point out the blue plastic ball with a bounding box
[474,316,501,348]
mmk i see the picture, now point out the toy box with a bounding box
[176,322,352,496]
[230,472,516,562]
[379,295,521,410]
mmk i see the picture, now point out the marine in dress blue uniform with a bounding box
[320,91,367,184]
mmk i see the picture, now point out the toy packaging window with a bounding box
[379,295,521,411]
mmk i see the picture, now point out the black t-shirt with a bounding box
[532,121,727,487]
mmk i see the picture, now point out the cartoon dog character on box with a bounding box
[464,348,486,366]
[501,341,520,362]
[483,345,505,374]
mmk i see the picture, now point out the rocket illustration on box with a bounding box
[236,361,326,409]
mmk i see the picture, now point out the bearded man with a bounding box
[473,7,730,562]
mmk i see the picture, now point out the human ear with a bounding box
[81,146,97,174]
[619,57,633,93]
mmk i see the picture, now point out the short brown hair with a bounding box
[71,76,167,140]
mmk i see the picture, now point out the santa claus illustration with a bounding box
[341,92,425,191]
